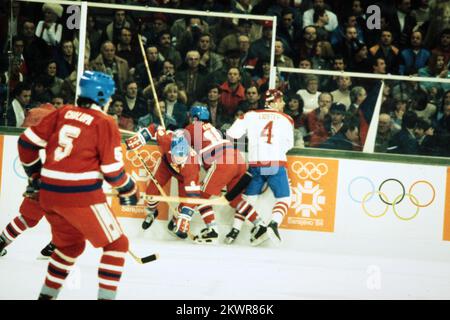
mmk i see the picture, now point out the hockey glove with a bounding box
[116,176,138,206]
[174,206,194,238]
[23,176,40,200]
[125,128,153,150]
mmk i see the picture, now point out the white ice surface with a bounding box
[1,220,450,300]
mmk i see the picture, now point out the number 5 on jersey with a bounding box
[261,121,273,144]
[54,125,81,161]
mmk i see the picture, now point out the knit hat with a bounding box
[42,3,64,18]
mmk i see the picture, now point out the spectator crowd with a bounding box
[0,0,449,156]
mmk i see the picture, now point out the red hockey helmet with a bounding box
[264,89,284,108]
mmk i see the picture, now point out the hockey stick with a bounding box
[128,250,159,264]
[137,34,165,129]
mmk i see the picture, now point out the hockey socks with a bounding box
[197,204,217,229]
[39,248,79,299]
[236,200,263,227]
[272,200,290,225]
[98,236,128,300]
[1,216,29,246]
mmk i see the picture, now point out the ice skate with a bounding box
[0,237,7,257]
[225,228,240,244]
[37,242,55,260]
[267,220,281,242]
[193,227,218,244]
[142,209,158,230]
[250,225,270,246]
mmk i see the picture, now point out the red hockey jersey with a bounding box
[148,124,200,197]
[18,105,132,207]
[184,121,234,167]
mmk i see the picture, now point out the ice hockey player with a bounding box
[18,71,138,300]
[125,124,201,238]
[184,105,269,245]
[227,89,294,242]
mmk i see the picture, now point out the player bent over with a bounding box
[126,124,201,238]
[18,71,138,300]
[0,180,55,258]
[227,89,294,242]
[185,105,269,246]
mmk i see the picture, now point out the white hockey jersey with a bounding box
[227,109,294,167]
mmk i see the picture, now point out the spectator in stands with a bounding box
[177,17,208,58]
[218,19,252,56]
[410,89,437,123]
[307,92,333,147]
[328,102,347,136]
[54,39,76,80]
[319,118,360,150]
[335,25,360,66]
[162,82,188,129]
[411,0,431,28]
[171,16,209,51]
[237,85,261,113]
[231,0,253,16]
[176,50,207,106]
[369,29,400,74]
[435,99,450,149]
[35,3,63,49]
[197,32,224,74]
[138,100,178,130]
[90,41,130,93]
[275,39,294,68]
[399,31,431,75]
[238,34,258,73]
[51,96,64,109]
[267,0,301,28]
[10,36,28,77]
[311,40,334,71]
[330,14,365,48]
[251,57,271,90]
[157,30,182,69]
[122,80,149,127]
[86,15,102,60]
[418,53,450,103]
[3,57,24,95]
[373,57,387,75]
[277,9,303,54]
[375,113,397,153]
[284,92,306,147]
[44,60,63,98]
[331,76,352,108]
[249,20,274,62]
[348,86,367,117]
[389,94,409,131]
[415,117,438,155]
[303,0,339,32]
[388,110,419,154]
[431,28,450,66]
[297,74,321,114]
[21,20,50,78]
[312,7,331,41]
[348,40,371,73]
[208,49,252,89]
[389,0,417,49]
[134,45,163,90]
[297,25,317,59]
[102,9,133,45]
[110,95,134,131]
[219,67,246,119]
[6,81,31,127]
[31,75,52,106]
[204,84,229,130]
[142,13,169,47]
[116,27,141,70]
[152,59,177,95]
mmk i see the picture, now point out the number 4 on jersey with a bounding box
[261,121,273,144]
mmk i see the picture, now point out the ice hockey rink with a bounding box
[2,216,450,301]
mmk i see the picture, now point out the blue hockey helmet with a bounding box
[170,130,189,164]
[190,105,210,121]
[79,71,116,107]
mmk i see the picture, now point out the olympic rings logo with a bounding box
[126,149,161,170]
[291,161,328,181]
[348,177,436,221]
